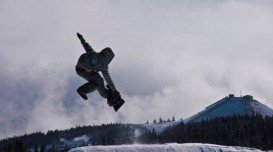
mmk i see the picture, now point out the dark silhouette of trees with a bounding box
[139,113,273,150]
[159,117,163,123]
[1,114,273,151]
[0,123,137,151]
[1,139,26,152]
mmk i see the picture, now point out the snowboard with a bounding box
[113,98,125,112]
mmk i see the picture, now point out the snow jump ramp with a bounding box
[69,143,263,152]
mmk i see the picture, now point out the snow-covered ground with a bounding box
[250,101,273,117]
[60,135,90,147]
[68,143,263,152]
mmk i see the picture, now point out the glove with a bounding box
[77,33,83,39]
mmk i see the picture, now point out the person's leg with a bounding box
[92,73,109,99]
[77,81,98,94]
[77,80,99,100]
[76,67,109,99]
[81,72,109,99]
[76,67,102,100]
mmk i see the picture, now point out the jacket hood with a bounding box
[99,47,115,65]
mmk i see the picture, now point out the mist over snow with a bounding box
[1,0,273,139]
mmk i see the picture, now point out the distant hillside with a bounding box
[154,114,273,151]
[1,94,273,151]
[2,113,273,151]
[0,123,139,152]
[186,94,273,123]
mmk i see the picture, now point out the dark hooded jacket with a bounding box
[76,37,116,91]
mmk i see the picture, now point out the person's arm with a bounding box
[77,33,95,53]
[101,68,117,91]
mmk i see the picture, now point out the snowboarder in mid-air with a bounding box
[75,33,125,111]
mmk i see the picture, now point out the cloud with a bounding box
[1,0,273,139]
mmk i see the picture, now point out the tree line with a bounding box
[0,123,137,152]
[139,113,273,150]
[1,114,273,151]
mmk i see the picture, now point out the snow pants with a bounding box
[76,67,108,98]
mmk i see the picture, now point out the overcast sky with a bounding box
[1,0,273,139]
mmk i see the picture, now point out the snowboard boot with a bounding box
[77,89,88,100]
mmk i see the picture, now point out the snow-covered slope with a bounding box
[141,94,273,134]
[186,95,273,123]
[139,94,273,134]
[69,143,263,152]
[60,135,90,147]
